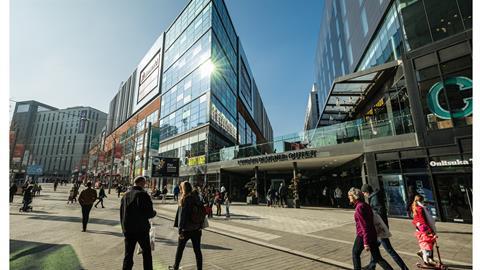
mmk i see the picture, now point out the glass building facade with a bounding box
[304,0,472,223]
[103,0,273,185]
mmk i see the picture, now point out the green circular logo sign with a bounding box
[427,76,472,120]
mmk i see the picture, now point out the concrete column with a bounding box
[364,152,380,190]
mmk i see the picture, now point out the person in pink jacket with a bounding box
[411,194,437,265]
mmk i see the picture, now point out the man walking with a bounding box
[361,184,409,270]
[53,180,59,192]
[173,184,180,202]
[162,185,168,203]
[120,176,157,270]
[78,182,97,232]
[95,185,107,208]
[334,186,343,208]
[278,183,288,208]
[10,183,18,203]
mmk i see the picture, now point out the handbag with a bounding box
[373,213,391,239]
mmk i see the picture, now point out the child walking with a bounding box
[411,194,438,265]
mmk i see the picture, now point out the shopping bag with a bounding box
[202,217,209,229]
[373,213,391,239]
[137,222,156,254]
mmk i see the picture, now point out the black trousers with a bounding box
[174,230,202,270]
[95,197,104,207]
[280,196,288,207]
[367,238,409,270]
[123,232,152,270]
[352,235,393,270]
[81,205,93,231]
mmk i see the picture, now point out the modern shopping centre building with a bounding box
[91,0,472,223]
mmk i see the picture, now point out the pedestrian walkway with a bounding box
[10,184,339,270]
[156,202,472,269]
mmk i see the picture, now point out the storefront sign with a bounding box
[429,158,472,167]
[238,150,317,166]
[187,155,206,166]
[27,165,43,175]
[427,76,472,119]
[151,157,179,177]
[138,53,160,103]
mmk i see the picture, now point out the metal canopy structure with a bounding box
[318,60,402,126]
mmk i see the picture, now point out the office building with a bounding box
[10,100,107,179]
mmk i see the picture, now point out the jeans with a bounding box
[174,230,202,270]
[226,205,230,217]
[280,196,288,207]
[122,232,152,270]
[352,235,393,270]
[367,238,409,270]
[81,205,93,231]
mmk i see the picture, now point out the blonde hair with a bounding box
[179,181,193,207]
[411,194,424,216]
[348,187,365,202]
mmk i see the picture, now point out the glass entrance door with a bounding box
[434,173,472,223]
[379,174,408,217]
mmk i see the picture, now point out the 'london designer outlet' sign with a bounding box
[238,150,317,166]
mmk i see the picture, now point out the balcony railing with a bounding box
[207,113,414,163]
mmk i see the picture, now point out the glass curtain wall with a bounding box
[396,0,472,51]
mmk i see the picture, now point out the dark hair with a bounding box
[86,182,92,187]
[134,176,146,184]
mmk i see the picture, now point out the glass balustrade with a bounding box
[206,114,414,164]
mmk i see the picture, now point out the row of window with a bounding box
[162,30,212,92]
[212,0,237,52]
[161,65,211,118]
[165,0,210,49]
[212,4,237,73]
[164,2,212,71]
[212,33,237,92]
[159,95,209,141]
[210,95,237,139]
[211,71,236,118]
[36,110,100,123]
[33,120,98,137]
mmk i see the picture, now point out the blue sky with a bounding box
[10,0,324,136]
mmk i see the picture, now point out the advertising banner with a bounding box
[151,157,179,177]
[12,144,25,163]
[27,165,43,175]
[149,127,160,151]
[114,144,123,163]
[187,155,206,166]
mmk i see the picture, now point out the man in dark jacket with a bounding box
[120,176,156,270]
[78,182,97,232]
[361,184,409,270]
[10,183,18,203]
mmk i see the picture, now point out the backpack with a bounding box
[191,200,206,226]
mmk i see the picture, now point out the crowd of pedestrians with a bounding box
[10,175,445,270]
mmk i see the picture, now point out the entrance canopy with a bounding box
[319,60,402,126]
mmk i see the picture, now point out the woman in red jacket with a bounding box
[349,188,393,270]
[412,194,437,265]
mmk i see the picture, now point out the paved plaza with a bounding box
[10,184,472,270]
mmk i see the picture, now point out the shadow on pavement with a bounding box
[24,214,120,226]
[436,230,472,235]
[223,214,262,221]
[88,229,124,238]
[155,237,232,250]
[10,239,83,270]
[11,210,54,215]
[446,264,473,269]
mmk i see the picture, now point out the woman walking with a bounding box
[348,188,393,270]
[411,194,438,265]
[95,185,107,208]
[170,181,204,270]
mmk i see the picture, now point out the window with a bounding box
[397,0,432,50]
[344,19,350,41]
[423,0,464,42]
[347,42,353,65]
[360,8,368,36]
